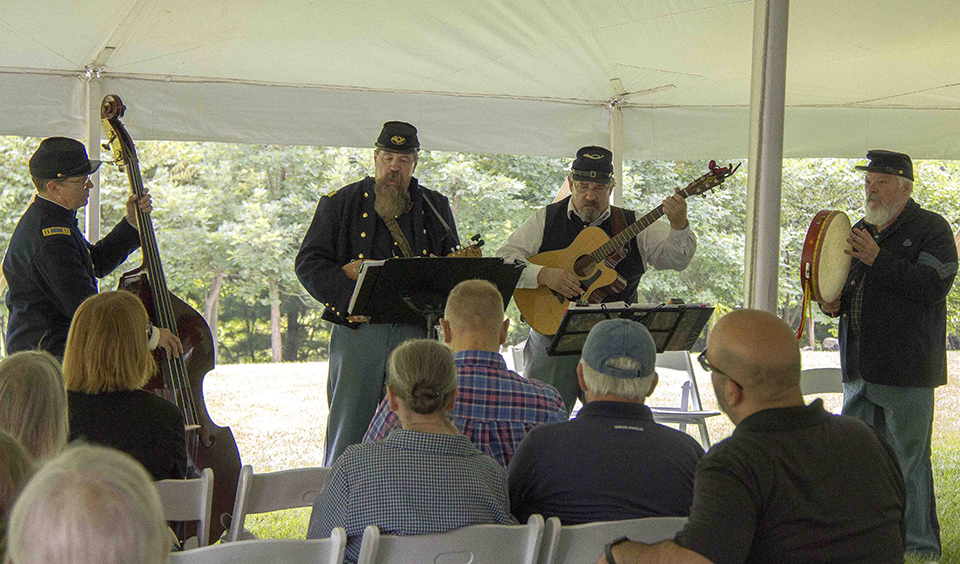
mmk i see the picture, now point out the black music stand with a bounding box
[546,302,715,356]
[348,257,522,339]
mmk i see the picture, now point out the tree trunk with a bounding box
[808,313,815,349]
[283,300,303,362]
[269,280,282,363]
[203,272,224,358]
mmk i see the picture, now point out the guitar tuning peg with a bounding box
[101,143,110,151]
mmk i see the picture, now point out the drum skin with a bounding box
[800,210,853,305]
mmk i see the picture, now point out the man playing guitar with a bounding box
[496,146,697,413]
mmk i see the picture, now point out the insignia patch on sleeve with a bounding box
[41,227,71,237]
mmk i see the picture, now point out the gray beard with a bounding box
[863,198,899,228]
[374,179,412,219]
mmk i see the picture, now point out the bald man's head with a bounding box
[444,279,505,338]
[708,309,802,404]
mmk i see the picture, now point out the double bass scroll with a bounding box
[100,94,241,542]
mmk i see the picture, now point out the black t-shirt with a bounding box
[508,401,704,524]
[676,400,905,564]
[68,389,188,480]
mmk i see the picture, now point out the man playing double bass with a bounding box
[296,121,461,465]
[3,137,181,359]
[496,146,697,413]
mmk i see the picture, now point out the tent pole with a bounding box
[743,0,790,313]
[609,104,624,207]
[84,73,102,246]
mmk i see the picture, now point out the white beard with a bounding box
[863,195,906,228]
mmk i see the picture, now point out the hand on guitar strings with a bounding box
[125,188,153,229]
[662,188,689,230]
[537,267,584,300]
[156,328,184,358]
[845,227,880,266]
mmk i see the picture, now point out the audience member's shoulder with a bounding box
[653,422,706,455]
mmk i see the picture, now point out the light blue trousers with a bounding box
[842,378,940,557]
[324,323,425,466]
[523,328,582,414]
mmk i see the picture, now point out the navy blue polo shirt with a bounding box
[507,400,704,525]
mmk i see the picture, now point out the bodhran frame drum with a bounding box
[797,210,852,339]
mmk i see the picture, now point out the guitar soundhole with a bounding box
[573,255,595,277]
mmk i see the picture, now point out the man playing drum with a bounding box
[822,150,956,559]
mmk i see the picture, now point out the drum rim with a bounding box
[800,210,851,304]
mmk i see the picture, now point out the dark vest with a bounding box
[539,197,645,303]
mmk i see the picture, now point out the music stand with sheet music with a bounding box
[348,257,522,339]
[546,302,714,356]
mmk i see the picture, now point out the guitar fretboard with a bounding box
[590,173,722,262]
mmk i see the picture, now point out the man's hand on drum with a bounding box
[821,300,841,316]
[538,267,583,300]
[662,188,689,230]
[845,227,880,266]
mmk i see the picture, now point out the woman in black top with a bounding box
[63,291,187,480]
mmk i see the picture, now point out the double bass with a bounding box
[101,95,241,542]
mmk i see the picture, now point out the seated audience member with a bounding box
[6,443,170,564]
[0,350,69,460]
[364,279,566,466]
[600,309,906,564]
[308,339,514,563]
[63,291,187,480]
[0,430,33,553]
[508,318,703,524]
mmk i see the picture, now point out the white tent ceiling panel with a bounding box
[2,0,960,158]
[0,72,85,138]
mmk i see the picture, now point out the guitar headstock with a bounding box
[680,160,742,199]
[100,94,137,169]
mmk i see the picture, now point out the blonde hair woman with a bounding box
[0,350,69,460]
[308,339,514,563]
[63,291,187,480]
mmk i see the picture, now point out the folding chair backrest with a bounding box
[356,514,544,564]
[800,367,843,395]
[155,468,214,547]
[539,516,687,564]
[226,464,332,542]
[169,529,346,564]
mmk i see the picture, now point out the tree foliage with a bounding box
[2,134,959,360]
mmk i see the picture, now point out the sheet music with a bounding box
[347,260,386,314]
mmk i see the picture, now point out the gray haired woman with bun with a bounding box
[308,339,514,563]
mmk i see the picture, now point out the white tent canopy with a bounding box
[2,0,960,160]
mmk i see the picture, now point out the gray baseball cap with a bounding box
[581,318,657,379]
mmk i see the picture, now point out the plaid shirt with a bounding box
[363,350,568,467]
[307,429,514,563]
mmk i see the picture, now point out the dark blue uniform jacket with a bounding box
[3,196,141,356]
[838,199,957,388]
[295,176,459,327]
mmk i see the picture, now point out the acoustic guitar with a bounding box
[515,161,740,336]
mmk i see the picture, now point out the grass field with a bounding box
[204,351,960,561]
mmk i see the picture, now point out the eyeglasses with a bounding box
[58,176,90,186]
[698,349,742,388]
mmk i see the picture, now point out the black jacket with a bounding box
[838,199,957,388]
[295,177,459,327]
[3,196,141,356]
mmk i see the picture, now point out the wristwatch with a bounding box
[604,536,630,564]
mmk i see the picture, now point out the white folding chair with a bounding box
[539,516,687,564]
[155,468,214,548]
[169,529,346,564]
[225,464,332,542]
[649,351,721,448]
[800,367,843,395]
[356,514,544,564]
